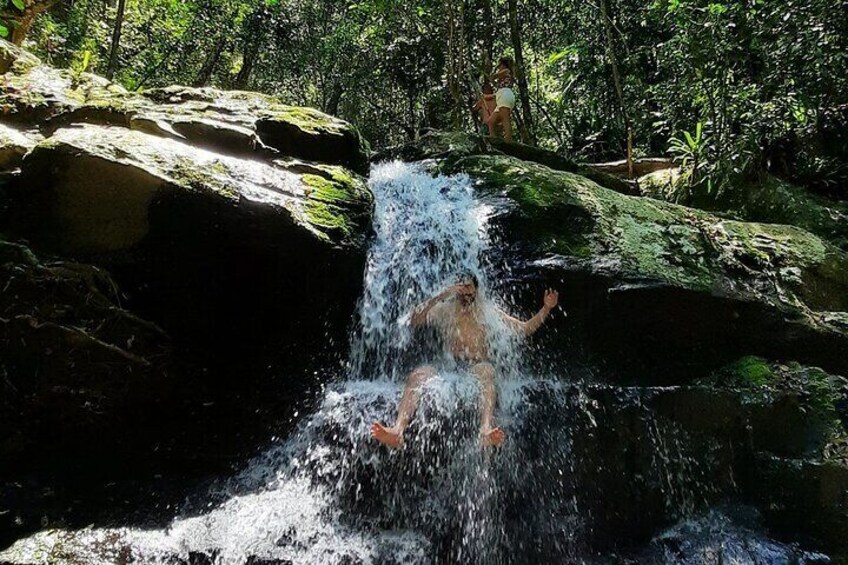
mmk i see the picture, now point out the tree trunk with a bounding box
[445,0,464,128]
[234,45,258,88]
[8,0,57,45]
[233,7,268,89]
[600,0,633,177]
[324,82,344,116]
[193,34,226,87]
[105,0,126,79]
[477,0,494,74]
[507,0,534,144]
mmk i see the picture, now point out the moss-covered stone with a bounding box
[639,168,848,250]
[724,356,776,387]
[700,358,847,458]
[446,154,848,321]
[0,44,369,173]
[10,125,371,252]
[301,169,372,245]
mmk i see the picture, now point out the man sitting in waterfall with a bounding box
[371,274,559,449]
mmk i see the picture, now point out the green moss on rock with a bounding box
[702,357,847,460]
[639,168,848,251]
[12,125,372,253]
[725,356,776,387]
[445,153,848,322]
[301,167,372,247]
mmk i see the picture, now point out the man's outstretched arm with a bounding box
[501,289,559,337]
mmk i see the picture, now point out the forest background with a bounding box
[3,0,847,197]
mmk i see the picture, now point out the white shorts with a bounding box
[495,87,516,111]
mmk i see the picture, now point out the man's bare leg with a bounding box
[471,362,505,447]
[371,365,436,448]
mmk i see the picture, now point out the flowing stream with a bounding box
[0,162,829,564]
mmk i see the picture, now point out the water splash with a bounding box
[0,162,754,564]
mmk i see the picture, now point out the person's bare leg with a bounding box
[471,362,505,447]
[477,100,490,133]
[501,108,513,143]
[371,365,436,448]
[485,108,502,138]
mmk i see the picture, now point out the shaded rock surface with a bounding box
[0,42,374,551]
[0,236,172,458]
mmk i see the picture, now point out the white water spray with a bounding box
[1,162,725,565]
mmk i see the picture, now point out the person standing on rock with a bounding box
[371,273,559,448]
[479,57,516,142]
[473,81,497,136]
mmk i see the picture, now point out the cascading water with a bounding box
[1,162,829,565]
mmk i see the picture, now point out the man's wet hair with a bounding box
[459,272,479,289]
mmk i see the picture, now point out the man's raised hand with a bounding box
[543,288,559,311]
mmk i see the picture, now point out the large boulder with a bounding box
[10,124,371,253]
[433,151,848,378]
[0,39,369,174]
[5,124,372,366]
[0,38,374,374]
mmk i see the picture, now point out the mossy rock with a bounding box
[377,131,578,172]
[700,357,847,460]
[378,131,640,195]
[449,154,848,313]
[0,44,369,173]
[10,125,371,253]
[639,168,848,250]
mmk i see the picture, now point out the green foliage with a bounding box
[16,0,848,191]
[726,356,775,387]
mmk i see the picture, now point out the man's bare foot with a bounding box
[481,427,505,447]
[371,423,403,449]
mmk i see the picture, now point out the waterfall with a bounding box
[1,161,825,565]
[126,160,553,564]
